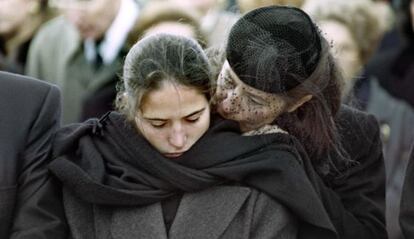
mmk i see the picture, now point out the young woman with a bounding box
[47,34,326,238]
[214,6,387,239]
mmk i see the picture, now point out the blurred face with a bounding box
[0,0,34,36]
[52,0,120,40]
[215,61,289,132]
[170,0,216,14]
[237,0,303,13]
[320,20,361,94]
[143,22,196,40]
[135,81,210,158]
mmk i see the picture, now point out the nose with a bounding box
[168,124,187,149]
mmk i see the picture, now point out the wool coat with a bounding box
[399,146,414,239]
[0,72,67,238]
[63,185,298,239]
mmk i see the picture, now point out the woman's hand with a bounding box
[243,124,288,136]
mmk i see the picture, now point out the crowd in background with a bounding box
[1,0,413,238]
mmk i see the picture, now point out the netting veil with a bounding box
[226,6,322,94]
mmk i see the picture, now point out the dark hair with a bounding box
[226,6,349,176]
[117,34,212,121]
[398,0,414,42]
[274,40,348,176]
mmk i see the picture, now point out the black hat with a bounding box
[226,6,322,93]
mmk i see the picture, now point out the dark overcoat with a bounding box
[307,106,387,239]
[63,185,298,239]
[400,146,414,238]
[0,71,67,238]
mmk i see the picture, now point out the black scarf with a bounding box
[49,112,337,238]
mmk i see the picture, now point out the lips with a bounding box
[164,152,184,158]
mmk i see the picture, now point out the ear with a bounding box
[287,94,313,113]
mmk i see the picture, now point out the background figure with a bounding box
[303,0,382,99]
[0,71,66,238]
[362,0,414,238]
[215,6,386,238]
[49,34,300,239]
[237,0,304,13]
[127,1,207,48]
[169,0,238,47]
[0,0,54,73]
[400,145,414,239]
[26,0,141,124]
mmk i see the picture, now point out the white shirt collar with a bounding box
[84,0,139,64]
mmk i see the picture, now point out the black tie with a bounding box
[94,38,104,70]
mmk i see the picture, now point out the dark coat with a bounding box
[0,71,67,238]
[63,185,298,239]
[49,113,337,238]
[400,146,414,239]
[302,106,387,239]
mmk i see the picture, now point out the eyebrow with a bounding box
[143,107,206,121]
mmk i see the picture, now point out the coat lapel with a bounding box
[111,203,168,239]
[169,186,251,239]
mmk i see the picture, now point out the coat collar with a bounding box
[111,186,251,239]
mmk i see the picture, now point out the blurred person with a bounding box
[303,0,382,98]
[0,71,66,238]
[214,6,386,238]
[127,1,207,47]
[47,34,307,239]
[237,0,304,13]
[26,0,141,124]
[400,145,414,238]
[361,0,414,237]
[0,0,54,73]
[169,0,238,47]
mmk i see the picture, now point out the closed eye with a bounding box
[248,96,265,106]
[185,117,200,123]
[149,121,167,128]
[184,108,205,123]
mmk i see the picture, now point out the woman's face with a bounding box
[135,81,210,158]
[319,20,361,94]
[215,61,289,132]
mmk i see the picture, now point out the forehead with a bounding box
[140,81,207,118]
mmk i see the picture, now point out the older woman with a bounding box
[214,6,387,238]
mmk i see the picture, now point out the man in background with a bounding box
[26,0,141,123]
